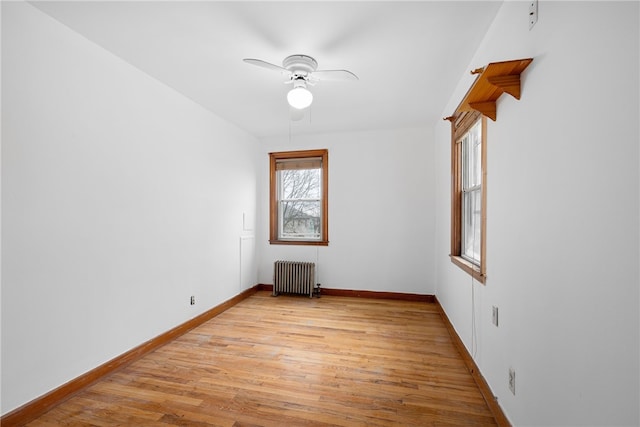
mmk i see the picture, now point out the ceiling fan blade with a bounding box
[243,58,290,75]
[311,69,359,81]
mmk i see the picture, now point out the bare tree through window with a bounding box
[279,168,321,239]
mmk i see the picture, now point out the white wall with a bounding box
[434,2,639,426]
[258,127,436,295]
[1,2,258,414]
[4,0,638,423]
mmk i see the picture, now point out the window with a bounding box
[269,149,328,245]
[450,111,486,283]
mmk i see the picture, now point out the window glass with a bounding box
[278,168,322,240]
[461,121,482,265]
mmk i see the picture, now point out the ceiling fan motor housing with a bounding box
[282,54,318,77]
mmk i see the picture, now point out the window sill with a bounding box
[450,255,486,284]
[269,240,329,246]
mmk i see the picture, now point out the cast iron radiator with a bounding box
[273,261,316,298]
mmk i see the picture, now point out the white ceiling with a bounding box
[30,1,503,139]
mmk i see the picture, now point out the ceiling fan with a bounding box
[243,54,358,110]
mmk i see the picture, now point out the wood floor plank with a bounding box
[25,292,498,426]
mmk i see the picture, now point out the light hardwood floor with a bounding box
[26,291,498,426]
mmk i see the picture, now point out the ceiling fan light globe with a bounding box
[287,87,313,109]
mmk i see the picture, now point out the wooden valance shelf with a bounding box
[449,58,533,121]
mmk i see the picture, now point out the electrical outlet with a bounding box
[508,368,516,395]
[190,296,195,305]
[492,306,499,327]
[529,0,538,30]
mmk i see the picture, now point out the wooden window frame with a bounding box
[450,111,486,283]
[269,149,328,246]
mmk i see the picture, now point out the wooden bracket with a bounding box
[487,74,523,100]
[468,102,497,122]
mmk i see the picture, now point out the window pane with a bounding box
[470,124,481,187]
[279,169,321,200]
[462,121,482,189]
[280,200,321,239]
[461,119,482,265]
[462,189,481,264]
